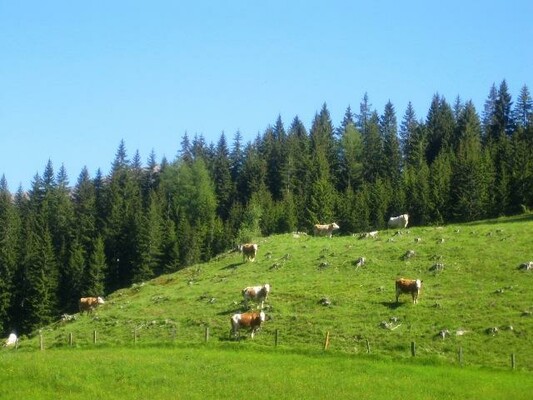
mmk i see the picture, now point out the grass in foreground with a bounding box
[1,346,532,400]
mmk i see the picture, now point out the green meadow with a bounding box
[1,346,532,400]
[2,215,532,398]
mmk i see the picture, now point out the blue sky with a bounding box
[1,1,531,190]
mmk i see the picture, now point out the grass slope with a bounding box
[12,215,533,370]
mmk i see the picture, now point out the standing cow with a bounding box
[388,214,409,229]
[395,278,422,304]
[239,243,258,262]
[242,284,271,309]
[230,311,266,339]
[79,296,105,314]
[313,222,340,237]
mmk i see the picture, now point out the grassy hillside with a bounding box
[13,214,533,370]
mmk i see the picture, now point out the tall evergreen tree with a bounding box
[357,92,372,136]
[362,111,384,183]
[0,176,19,333]
[84,235,106,297]
[381,101,403,213]
[482,83,498,140]
[400,101,418,157]
[425,94,455,163]
[213,133,234,220]
[513,84,533,129]
[451,101,489,221]
[338,115,363,190]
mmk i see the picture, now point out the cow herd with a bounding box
[2,214,419,345]
[231,214,422,340]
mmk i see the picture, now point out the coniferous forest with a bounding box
[1,80,532,336]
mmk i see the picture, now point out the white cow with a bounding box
[242,284,271,309]
[388,214,409,229]
[3,333,17,347]
[313,222,340,237]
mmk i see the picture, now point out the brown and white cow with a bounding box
[395,278,422,304]
[242,284,271,309]
[79,296,105,314]
[230,311,266,339]
[388,214,409,229]
[239,243,258,262]
[313,222,340,237]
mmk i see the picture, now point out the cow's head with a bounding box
[415,279,422,289]
[331,222,340,230]
[97,296,105,304]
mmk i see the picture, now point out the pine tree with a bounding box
[17,213,58,333]
[0,176,20,333]
[426,94,455,163]
[61,238,85,312]
[513,84,533,129]
[357,93,372,136]
[429,151,453,224]
[213,133,235,220]
[482,83,498,140]
[286,116,311,229]
[381,101,403,214]
[362,111,384,183]
[84,235,106,297]
[451,101,489,221]
[338,108,363,191]
[403,163,431,226]
[159,218,180,274]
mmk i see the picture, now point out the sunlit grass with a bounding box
[13,214,533,372]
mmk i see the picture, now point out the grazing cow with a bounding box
[79,296,105,314]
[395,278,422,304]
[388,214,409,229]
[239,243,258,262]
[313,222,340,237]
[3,333,17,347]
[242,284,271,309]
[230,311,266,339]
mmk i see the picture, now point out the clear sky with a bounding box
[1,1,531,191]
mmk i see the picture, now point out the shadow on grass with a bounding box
[380,301,403,310]
[221,262,242,270]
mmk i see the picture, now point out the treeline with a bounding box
[1,80,532,335]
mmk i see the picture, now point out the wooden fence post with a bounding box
[93,330,97,344]
[511,353,516,370]
[204,327,209,343]
[39,334,44,351]
[68,332,73,346]
[411,341,416,357]
[323,331,330,350]
[366,339,370,354]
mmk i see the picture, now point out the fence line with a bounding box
[14,328,523,371]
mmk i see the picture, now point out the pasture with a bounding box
[1,346,532,399]
[2,215,533,397]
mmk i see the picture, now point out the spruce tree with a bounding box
[451,101,488,221]
[425,94,455,163]
[0,176,19,333]
[513,84,533,129]
[213,133,235,220]
[84,235,106,297]
[362,111,384,183]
